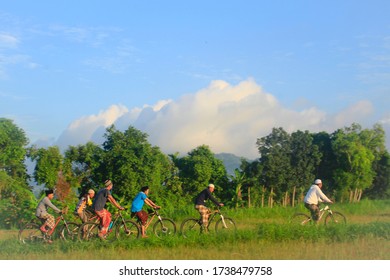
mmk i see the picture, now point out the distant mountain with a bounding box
[215,152,246,175]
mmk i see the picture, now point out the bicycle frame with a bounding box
[108,211,125,233]
[293,204,346,226]
[34,214,64,237]
[180,207,236,238]
[19,209,79,244]
[204,211,217,229]
[204,208,228,229]
[317,205,330,222]
[141,209,161,230]
[132,208,176,238]
[79,209,140,241]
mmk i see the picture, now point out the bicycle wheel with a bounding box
[60,222,80,241]
[325,211,347,226]
[292,213,312,225]
[19,223,45,244]
[116,220,140,240]
[180,218,201,238]
[78,222,100,241]
[215,217,237,234]
[153,218,176,238]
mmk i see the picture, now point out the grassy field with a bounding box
[0,199,389,260]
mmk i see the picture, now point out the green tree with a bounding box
[289,130,322,201]
[240,158,264,207]
[28,146,63,188]
[312,131,338,188]
[64,141,104,194]
[256,127,292,200]
[175,145,228,196]
[0,119,35,228]
[366,151,390,199]
[229,169,246,208]
[101,125,172,200]
[332,123,376,201]
[0,118,29,180]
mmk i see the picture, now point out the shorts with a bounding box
[132,210,148,225]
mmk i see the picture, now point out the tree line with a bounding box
[0,118,389,229]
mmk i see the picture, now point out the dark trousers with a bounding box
[304,203,319,222]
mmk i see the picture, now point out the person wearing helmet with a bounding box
[194,184,224,232]
[75,188,95,223]
[303,179,333,223]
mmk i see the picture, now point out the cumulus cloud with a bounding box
[55,79,381,159]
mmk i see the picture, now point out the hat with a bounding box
[104,180,112,187]
[88,189,95,194]
[208,184,215,189]
[314,179,322,184]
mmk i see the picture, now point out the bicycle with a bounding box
[133,207,176,238]
[180,207,236,238]
[292,204,347,226]
[19,207,80,244]
[78,209,140,242]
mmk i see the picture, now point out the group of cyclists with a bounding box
[35,179,159,240]
[35,177,332,242]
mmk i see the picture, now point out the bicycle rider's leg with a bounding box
[135,210,148,238]
[305,203,319,224]
[95,209,111,236]
[38,215,48,233]
[195,205,210,232]
[40,213,55,234]
[79,211,88,235]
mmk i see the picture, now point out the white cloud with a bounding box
[56,104,129,148]
[0,33,19,48]
[54,79,382,159]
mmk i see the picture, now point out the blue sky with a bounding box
[1,1,390,158]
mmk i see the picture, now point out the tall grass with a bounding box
[1,199,389,260]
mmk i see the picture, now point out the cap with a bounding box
[208,184,215,189]
[314,179,322,184]
[105,180,112,187]
[88,189,95,194]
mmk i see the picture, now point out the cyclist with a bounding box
[35,189,62,236]
[92,180,124,239]
[304,179,333,223]
[75,189,95,223]
[131,186,160,238]
[194,184,224,232]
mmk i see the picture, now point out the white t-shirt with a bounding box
[304,184,332,205]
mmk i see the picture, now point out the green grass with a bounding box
[1,199,389,260]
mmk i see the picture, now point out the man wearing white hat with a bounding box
[194,184,224,232]
[303,179,333,223]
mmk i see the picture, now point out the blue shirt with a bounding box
[131,192,147,213]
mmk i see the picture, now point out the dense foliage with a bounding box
[0,117,389,229]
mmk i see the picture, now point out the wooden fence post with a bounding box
[292,186,296,207]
